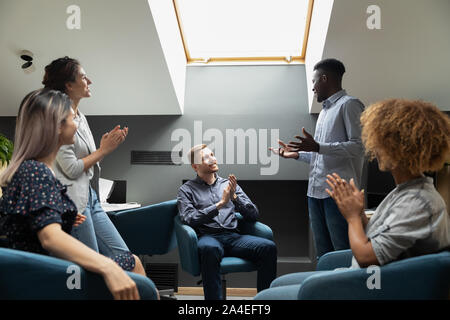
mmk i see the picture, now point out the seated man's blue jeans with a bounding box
[308,196,350,259]
[198,231,277,300]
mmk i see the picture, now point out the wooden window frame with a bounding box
[173,0,315,64]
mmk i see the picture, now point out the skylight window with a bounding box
[173,0,314,64]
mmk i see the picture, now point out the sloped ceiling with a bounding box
[319,0,450,112]
[0,0,183,116]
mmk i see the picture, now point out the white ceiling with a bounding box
[0,0,182,116]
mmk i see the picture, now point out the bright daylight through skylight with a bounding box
[174,0,313,62]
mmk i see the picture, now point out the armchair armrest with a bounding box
[235,213,273,241]
[298,268,378,299]
[174,216,201,276]
[300,251,450,300]
[316,249,353,271]
[0,248,158,299]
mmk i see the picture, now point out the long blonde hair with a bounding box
[0,89,72,186]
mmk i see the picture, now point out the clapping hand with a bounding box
[228,174,238,201]
[219,174,237,204]
[107,125,128,143]
[100,125,129,155]
[325,173,365,222]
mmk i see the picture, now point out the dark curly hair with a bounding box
[361,99,450,175]
[42,56,80,93]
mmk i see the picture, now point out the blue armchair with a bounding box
[108,199,178,299]
[254,249,450,300]
[0,247,158,300]
[108,200,178,255]
[0,200,180,300]
[174,212,274,299]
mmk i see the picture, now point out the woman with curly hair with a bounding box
[325,99,450,268]
[254,99,449,299]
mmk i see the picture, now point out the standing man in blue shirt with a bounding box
[271,58,365,259]
[177,144,277,300]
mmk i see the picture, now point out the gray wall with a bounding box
[88,65,314,206]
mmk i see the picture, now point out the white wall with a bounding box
[0,0,182,116]
[321,0,450,111]
[148,0,187,113]
[305,0,335,113]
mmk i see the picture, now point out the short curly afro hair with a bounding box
[360,99,450,175]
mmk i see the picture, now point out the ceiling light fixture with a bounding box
[20,50,35,73]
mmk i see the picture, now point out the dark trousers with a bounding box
[308,196,350,260]
[198,231,277,300]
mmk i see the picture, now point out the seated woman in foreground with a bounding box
[255,99,450,298]
[0,89,153,300]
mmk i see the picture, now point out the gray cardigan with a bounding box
[54,111,100,213]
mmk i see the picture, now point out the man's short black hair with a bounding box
[313,58,346,81]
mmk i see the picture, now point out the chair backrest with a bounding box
[376,250,450,299]
[110,199,178,255]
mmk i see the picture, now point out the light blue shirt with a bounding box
[297,90,365,199]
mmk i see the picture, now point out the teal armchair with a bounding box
[0,247,158,300]
[174,212,274,299]
[254,249,450,300]
[0,199,180,300]
[108,199,178,299]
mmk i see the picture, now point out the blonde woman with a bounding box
[0,89,152,299]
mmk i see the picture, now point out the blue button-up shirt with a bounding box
[177,174,259,235]
[297,90,365,199]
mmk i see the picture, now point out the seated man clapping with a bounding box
[177,144,277,300]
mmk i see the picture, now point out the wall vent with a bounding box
[131,150,182,165]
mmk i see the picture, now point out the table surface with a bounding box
[101,202,141,213]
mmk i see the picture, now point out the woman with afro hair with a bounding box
[254,99,449,299]
[325,98,450,268]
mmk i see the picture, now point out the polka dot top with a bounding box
[0,160,77,255]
